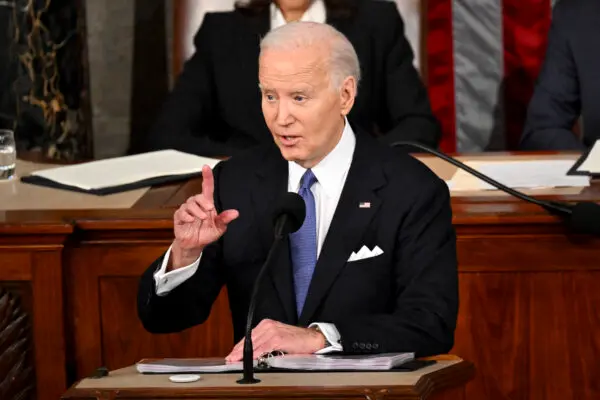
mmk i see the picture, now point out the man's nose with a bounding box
[276,100,294,125]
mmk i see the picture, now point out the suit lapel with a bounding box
[269,236,297,325]
[251,146,297,324]
[298,132,387,326]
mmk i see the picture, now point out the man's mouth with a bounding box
[279,135,300,146]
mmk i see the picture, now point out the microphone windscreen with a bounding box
[569,202,600,236]
[273,192,306,234]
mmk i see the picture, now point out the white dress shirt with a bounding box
[270,0,326,29]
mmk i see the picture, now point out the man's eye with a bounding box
[294,96,306,102]
[266,94,275,101]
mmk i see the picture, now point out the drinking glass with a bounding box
[0,129,16,181]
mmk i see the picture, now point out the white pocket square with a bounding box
[347,245,383,262]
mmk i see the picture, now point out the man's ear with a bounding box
[339,76,357,116]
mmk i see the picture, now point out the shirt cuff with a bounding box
[309,322,343,354]
[153,244,201,296]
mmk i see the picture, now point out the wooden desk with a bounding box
[1,153,599,400]
[61,356,474,400]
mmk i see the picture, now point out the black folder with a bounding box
[20,171,203,196]
[19,150,219,195]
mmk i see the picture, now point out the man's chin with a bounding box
[277,146,304,163]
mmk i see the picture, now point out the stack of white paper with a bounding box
[268,352,415,371]
[574,139,600,175]
[136,358,249,374]
[449,159,590,191]
[20,150,222,195]
[136,352,415,373]
[30,150,220,190]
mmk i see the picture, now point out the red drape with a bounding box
[426,0,456,153]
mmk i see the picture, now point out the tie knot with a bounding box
[300,169,317,191]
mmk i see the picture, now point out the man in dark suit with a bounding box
[139,0,441,157]
[520,0,600,150]
[138,21,458,359]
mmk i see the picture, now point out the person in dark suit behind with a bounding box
[140,0,441,158]
[138,21,458,359]
[520,0,600,150]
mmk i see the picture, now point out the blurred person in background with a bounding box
[521,0,600,151]
[141,0,441,157]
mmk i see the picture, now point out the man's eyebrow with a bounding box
[291,85,315,95]
[257,85,312,93]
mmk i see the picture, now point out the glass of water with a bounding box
[0,129,16,181]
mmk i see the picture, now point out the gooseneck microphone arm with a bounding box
[237,193,305,384]
[390,141,572,215]
[236,225,286,384]
[391,141,600,236]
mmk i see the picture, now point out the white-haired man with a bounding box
[138,22,458,360]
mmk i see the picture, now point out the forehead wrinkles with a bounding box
[259,47,332,85]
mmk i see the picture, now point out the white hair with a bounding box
[259,21,361,91]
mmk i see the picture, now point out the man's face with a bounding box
[259,46,352,168]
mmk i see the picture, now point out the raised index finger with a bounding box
[201,165,214,201]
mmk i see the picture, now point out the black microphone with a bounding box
[391,141,600,236]
[237,192,305,384]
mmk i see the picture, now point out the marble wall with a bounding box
[0,4,16,130]
[0,0,171,160]
[0,0,91,160]
[85,0,135,159]
[85,0,171,159]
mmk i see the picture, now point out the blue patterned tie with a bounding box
[290,169,318,316]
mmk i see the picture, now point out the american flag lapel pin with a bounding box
[359,201,371,208]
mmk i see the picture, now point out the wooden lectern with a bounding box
[61,356,474,400]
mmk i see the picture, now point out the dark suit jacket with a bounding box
[520,0,600,150]
[139,0,441,157]
[138,129,458,357]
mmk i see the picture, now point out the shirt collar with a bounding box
[288,117,356,197]
[270,0,327,30]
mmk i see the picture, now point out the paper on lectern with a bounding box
[20,150,221,195]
